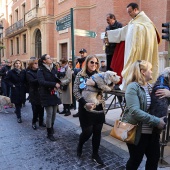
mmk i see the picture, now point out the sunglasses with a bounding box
[90,61,99,65]
[34,63,38,64]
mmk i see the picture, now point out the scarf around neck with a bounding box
[43,63,54,71]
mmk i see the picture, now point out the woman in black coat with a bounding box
[5,60,26,123]
[26,58,46,130]
[37,54,61,141]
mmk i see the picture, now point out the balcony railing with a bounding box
[25,6,38,23]
[5,19,24,36]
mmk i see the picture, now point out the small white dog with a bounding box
[81,71,120,112]
[0,95,11,112]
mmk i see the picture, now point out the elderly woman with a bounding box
[58,58,72,116]
[73,55,105,165]
[26,58,46,130]
[37,54,61,141]
[5,59,26,123]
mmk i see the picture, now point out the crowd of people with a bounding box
[0,2,170,169]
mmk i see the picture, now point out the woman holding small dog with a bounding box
[73,55,105,165]
[5,59,26,123]
[123,60,166,170]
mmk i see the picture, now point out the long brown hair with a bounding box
[81,55,99,76]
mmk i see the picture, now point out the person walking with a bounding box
[5,59,26,123]
[26,58,46,130]
[73,48,87,118]
[107,3,160,89]
[0,59,12,98]
[122,60,166,170]
[73,55,105,165]
[58,58,72,116]
[104,13,122,71]
[37,54,61,141]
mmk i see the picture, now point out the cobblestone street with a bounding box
[0,102,128,170]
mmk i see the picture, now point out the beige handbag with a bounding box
[110,113,137,144]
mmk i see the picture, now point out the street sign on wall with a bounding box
[74,29,97,38]
[56,14,71,31]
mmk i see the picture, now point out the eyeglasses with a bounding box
[46,58,51,60]
[34,63,38,64]
[90,61,99,65]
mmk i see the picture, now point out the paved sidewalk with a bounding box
[0,98,170,170]
[0,102,128,170]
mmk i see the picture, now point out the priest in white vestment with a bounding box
[107,3,160,89]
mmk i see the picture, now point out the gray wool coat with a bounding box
[60,66,72,104]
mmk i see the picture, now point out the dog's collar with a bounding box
[91,73,104,82]
[154,75,170,90]
[154,85,169,90]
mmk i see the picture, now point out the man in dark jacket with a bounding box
[105,13,122,71]
[0,59,12,97]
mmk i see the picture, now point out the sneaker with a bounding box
[32,124,37,130]
[17,118,22,123]
[92,154,104,165]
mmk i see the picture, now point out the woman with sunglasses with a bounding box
[37,54,61,141]
[5,59,26,123]
[26,58,46,130]
[73,55,105,165]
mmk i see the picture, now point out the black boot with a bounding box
[47,128,56,141]
[64,104,71,116]
[51,124,54,134]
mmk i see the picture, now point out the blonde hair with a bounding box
[27,58,38,70]
[81,55,99,76]
[12,59,24,70]
[126,60,152,85]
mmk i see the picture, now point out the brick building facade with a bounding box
[0,0,169,71]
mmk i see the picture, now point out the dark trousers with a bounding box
[126,133,160,170]
[63,104,70,112]
[15,103,22,118]
[106,54,113,71]
[78,123,103,155]
[31,103,44,124]
[1,81,10,97]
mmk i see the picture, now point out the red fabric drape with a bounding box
[110,41,125,84]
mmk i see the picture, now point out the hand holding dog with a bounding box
[157,116,166,129]
[85,103,95,110]
[155,89,170,98]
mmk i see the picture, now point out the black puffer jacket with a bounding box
[37,64,61,107]
[5,68,26,104]
[26,69,41,105]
